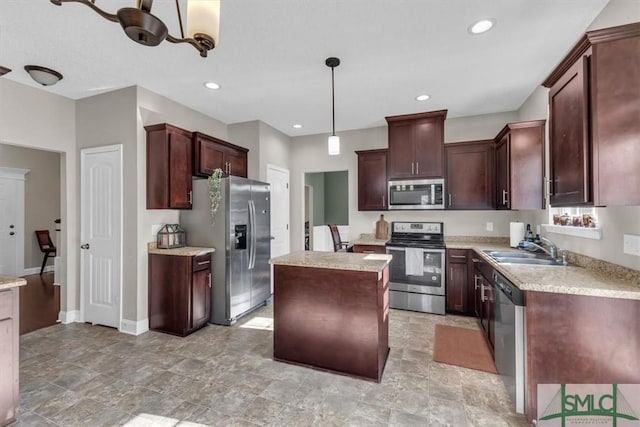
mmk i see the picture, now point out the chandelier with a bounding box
[50,0,220,58]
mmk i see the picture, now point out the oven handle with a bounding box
[386,246,446,254]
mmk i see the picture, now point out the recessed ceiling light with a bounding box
[468,19,496,35]
[415,94,430,101]
[292,124,303,129]
[204,81,220,90]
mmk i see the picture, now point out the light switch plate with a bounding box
[486,222,493,232]
[623,234,640,257]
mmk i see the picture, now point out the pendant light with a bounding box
[326,57,341,156]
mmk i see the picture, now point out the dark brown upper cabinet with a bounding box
[494,121,546,210]
[385,110,447,180]
[445,140,495,210]
[356,149,388,211]
[543,22,640,207]
[146,123,193,210]
[193,132,248,178]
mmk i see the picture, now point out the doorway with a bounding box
[80,145,123,328]
[304,171,349,251]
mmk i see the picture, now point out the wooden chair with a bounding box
[35,230,56,275]
[328,224,349,252]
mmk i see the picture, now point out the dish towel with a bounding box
[405,248,424,276]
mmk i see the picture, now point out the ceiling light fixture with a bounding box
[292,124,303,129]
[50,0,220,58]
[415,94,430,101]
[24,65,64,86]
[469,19,496,35]
[326,57,341,156]
[204,81,220,89]
[0,66,12,77]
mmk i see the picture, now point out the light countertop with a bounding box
[352,233,389,247]
[448,241,640,300]
[271,250,392,273]
[0,276,27,290]
[148,242,215,256]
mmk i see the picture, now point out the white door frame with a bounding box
[0,167,29,276]
[266,164,290,293]
[80,144,123,328]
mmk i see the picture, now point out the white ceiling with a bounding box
[0,0,610,137]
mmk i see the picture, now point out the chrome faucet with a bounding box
[520,236,561,261]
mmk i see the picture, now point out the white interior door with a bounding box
[0,168,28,276]
[81,145,122,328]
[266,165,290,294]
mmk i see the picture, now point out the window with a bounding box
[544,207,601,239]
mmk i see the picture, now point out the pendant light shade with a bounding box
[328,135,340,155]
[326,57,341,156]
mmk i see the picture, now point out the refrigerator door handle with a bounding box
[248,200,257,270]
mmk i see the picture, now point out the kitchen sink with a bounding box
[483,250,565,266]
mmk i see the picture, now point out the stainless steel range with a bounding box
[385,222,446,315]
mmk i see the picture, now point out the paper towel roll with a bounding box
[510,222,525,248]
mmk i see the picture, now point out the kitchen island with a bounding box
[1,276,26,427]
[270,251,392,382]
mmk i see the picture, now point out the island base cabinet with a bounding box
[273,265,389,382]
[0,289,19,427]
[525,292,640,424]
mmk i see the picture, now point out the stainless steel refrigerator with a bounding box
[180,176,271,325]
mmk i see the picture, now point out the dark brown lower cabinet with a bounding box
[472,254,495,352]
[0,288,19,427]
[353,244,386,254]
[446,249,471,313]
[525,292,640,423]
[149,252,212,337]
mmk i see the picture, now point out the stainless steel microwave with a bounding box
[388,179,445,210]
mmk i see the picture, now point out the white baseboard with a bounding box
[23,265,55,276]
[120,318,149,336]
[58,310,80,324]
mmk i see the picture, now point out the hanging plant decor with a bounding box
[207,168,224,226]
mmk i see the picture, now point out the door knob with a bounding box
[9,224,14,229]
[81,243,90,250]
[9,232,15,236]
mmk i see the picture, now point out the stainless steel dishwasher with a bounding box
[493,271,525,414]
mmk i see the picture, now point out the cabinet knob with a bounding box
[208,272,212,288]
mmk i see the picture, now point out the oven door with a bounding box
[385,246,445,295]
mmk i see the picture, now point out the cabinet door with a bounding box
[191,269,211,330]
[549,56,591,206]
[414,117,444,178]
[592,35,640,206]
[356,149,387,210]
[224,148,248,178]
[445,141,494,209]
[510,124,545,209]
[194,135,226,176]
[446,250,469,313]
[495,136,510,210]
[387,121,415,179]
[168,131,194,209]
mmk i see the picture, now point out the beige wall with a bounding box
[76,86,138,321]
[0,144,61,270]
[0,78,77,318]
[514,0,640,271]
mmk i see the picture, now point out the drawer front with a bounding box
[354,244,386,254]
[193,253,212,272]
[447,249,468,264]
[0,290,14,320]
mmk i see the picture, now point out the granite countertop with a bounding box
[0,276,27,290]
[352,233,389,247]
[447,240,640,300]
[270,250,392,273]
[148,242,215,256]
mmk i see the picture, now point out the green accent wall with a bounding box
[305,171,348,226]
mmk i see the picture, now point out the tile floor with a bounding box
[16,305,530,426]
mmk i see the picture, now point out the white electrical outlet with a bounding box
[623,234,640,257]
[486,222,494,232]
